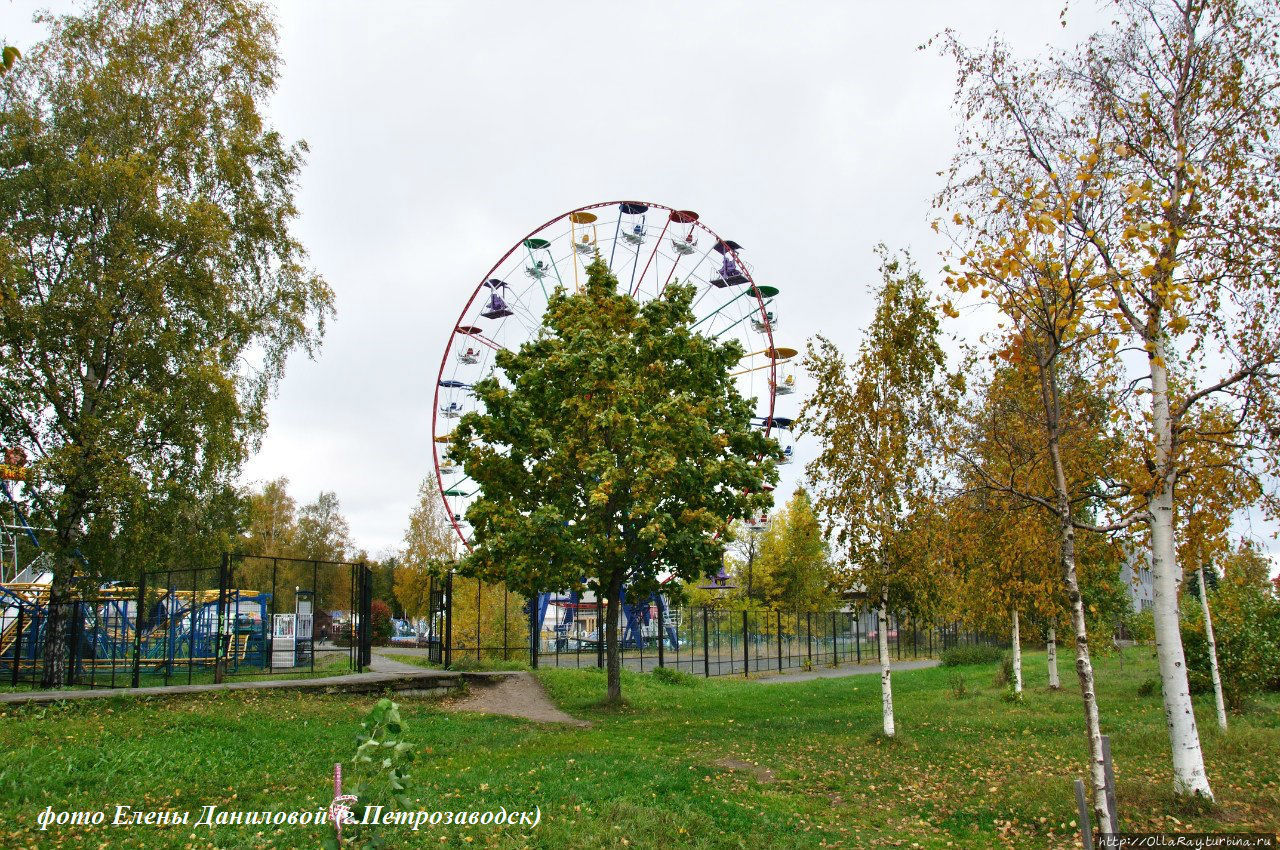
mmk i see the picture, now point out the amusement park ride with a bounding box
[0,446,308,683]
[431,202,799,652]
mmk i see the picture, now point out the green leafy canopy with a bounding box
[452,256,778,599]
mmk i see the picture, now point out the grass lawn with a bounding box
[0,648,1275,848]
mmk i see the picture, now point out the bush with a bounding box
[948,672,968,699]
[940,644,1006,667]
[370,599,393,647]
[651,666,699,686]
[1181,579,1280,710]
[992,652,1014,689]
[1137,677,1159,698]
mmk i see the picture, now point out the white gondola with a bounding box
[573,232,595,255]
[621,221,646,246]
[525,259,552,280]
[747,513,769,531]
[773,373,796,396]
[440,402,463,419]
[457,347,480,365]
[671,234,697,255]
[438,454,458,475]
[779,444,794,465]
[750,311,777,332]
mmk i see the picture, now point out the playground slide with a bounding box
[0,570,53,657]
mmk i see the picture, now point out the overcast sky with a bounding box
[12,1,1276,567]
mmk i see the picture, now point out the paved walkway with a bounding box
[0,666,519,706]
[756,658,939,684]
[368,650,429,673]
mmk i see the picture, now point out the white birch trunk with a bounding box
[1011,609,1023,694]
[878,588,895,737]
[1047,625,1060,690]
[1149,347,1215,799]
[1196,566,1227,732]
[1066,553,1115,834]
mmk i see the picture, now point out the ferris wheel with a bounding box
[432,201,797,548]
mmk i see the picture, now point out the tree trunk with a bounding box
[1047,625,1060,690]
[1062,521,1114,834]
[40,559,75,688]
[1149,348,1214,799]
[1011,608,1023,694]
[878,587,895,737]
[1041,355,1114,834]
[1196,566,1227,732]
[604,573,623,705]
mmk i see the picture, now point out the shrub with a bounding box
[370,600,393,647]
[948,672,968,699]
[940,644,1006,667]
[992,652,1014,689]
[651,666,699,686]
[1137,677,1159,698]
[1181,579,1280,710]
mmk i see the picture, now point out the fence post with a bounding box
[1073,778,1094,849]
[12,605,23,686]
[444,570,453,670]
[596,596,604,669]
[132,571,147,688]
[361,563,373,671]
[855,611,861,664]
[806,611,813,663]
[776,610,783,671]
[527,597,538,670]
[702,608,710,678]
[214,554,228,684]
[741,610,749,677]
[502,584,509,662]
[1101,735,1119,834]
[831,612,838,664]
[657,607,665,669]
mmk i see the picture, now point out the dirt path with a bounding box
[441,672,590,728]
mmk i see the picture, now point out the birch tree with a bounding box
[800,252,958,737]
[941,0,1280,800]
[0,0,332,686]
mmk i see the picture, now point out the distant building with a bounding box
[1120,553,1155,613]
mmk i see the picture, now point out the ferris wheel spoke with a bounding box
[632,217,670,298]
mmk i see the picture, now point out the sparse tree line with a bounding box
[796,0,1280,826]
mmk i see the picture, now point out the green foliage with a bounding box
[1126,609,1156,643]
[940,644,1006,667]
[453,256,777,701]
[1137,677,1159,698]
[1181,578,1280,710]
[752,487,837,610]
[0,0,331,598]
[948,671,968,699]
[801,250,960,613]
[331,698,416,850]
[650,666,699,687]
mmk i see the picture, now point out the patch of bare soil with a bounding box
[713,757,776,784]
[442,672,590,728]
